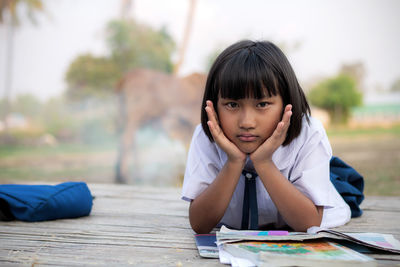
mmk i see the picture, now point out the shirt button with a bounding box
[246,173,252,179]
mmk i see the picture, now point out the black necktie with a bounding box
[241,170,258,230]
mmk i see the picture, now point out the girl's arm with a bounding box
[251,105,323,231]
[189,101,246,234]
[189,159,244,234]
[255,161,323,232]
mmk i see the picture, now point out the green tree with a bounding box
[65,54,120,100]
[39,96,87,142]
[65,19,175,100]
[12,93,42,117]
[390,78,400,92]
[106,19,175,74]
[308,74,362,124]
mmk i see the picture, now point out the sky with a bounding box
[0,0,399,101]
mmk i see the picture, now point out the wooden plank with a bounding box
[0,242,220,266]
[0,183,399,266]
[361,196,400,212]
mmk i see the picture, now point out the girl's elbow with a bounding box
[189,201,216,234]
[291,208,323,232]
[189,218,213,234]
[189,210,213,234]
[192,224,211,234]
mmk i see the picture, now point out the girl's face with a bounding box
[217,94,284,154]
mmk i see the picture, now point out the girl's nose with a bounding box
[239,108,256,129]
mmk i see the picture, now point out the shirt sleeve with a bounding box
[290,126,335,206]
[181,125,221,202]
[290,119,350,228]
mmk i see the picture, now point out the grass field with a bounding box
[0,143,117,184]
[0,124,399,196]
[328,125,400,196]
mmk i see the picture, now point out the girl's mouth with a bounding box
[238,134,257,142]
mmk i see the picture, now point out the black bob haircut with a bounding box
[200,40,311,146]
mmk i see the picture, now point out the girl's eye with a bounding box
[257,102,269,108]
[226,102,238,109]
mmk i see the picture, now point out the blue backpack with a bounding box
[0,182,93,222]
[330,156,364,218]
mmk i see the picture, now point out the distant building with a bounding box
[0,113,30,131]
[351,92,400,126]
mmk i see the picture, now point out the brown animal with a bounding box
[115,68,206,183]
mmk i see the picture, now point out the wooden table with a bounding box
[0,184,399,266]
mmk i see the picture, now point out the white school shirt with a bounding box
[181,116,351,229]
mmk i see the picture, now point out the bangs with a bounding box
[217,49,278,99]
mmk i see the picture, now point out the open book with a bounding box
[216,226,400,254]
[194,233,219,258]
[222,240,377,267]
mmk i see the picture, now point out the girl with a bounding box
[181,40,351,234]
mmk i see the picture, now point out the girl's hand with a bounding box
[250,104,292,166]
[205,100,246,163]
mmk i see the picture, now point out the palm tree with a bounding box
[173,0,197,76]
[119,0,132,20]
[0,0,44,134]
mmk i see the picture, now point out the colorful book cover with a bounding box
[223,240,377,267]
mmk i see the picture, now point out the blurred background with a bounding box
[0,0,399,195]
